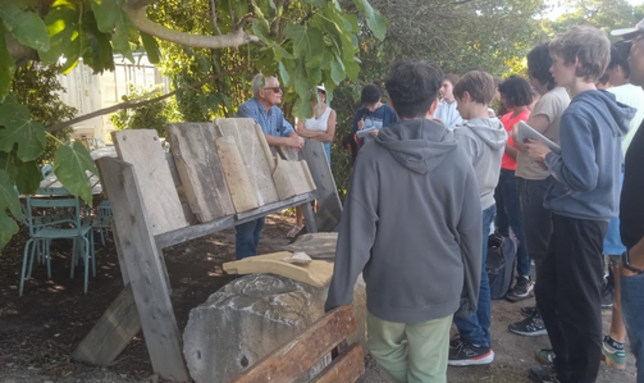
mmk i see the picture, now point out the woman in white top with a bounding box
[288,85,337,238]
[295,85,336,162]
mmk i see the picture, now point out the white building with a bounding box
[57,54,169,142]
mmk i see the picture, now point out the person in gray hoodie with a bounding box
[450,71,508,366]
[325,60,482,383]
[524,26,636,383]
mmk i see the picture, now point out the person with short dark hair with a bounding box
[434,73,465,130]
[449,71,508,366]
[525,26,635,383]
[507,42,570,342]
[325,59,482,383]
[495,75,534,303]
[351,83,397,136]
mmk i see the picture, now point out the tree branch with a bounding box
[45,67,242,133]
[123,5,259,49]
[209,0,222,35]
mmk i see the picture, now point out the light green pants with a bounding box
[367,312,453,383]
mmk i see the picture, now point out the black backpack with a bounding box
[486,232,517,300]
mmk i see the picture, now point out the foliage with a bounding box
[543,0,644,36]
[0,0,387,250]
[10,63,76,167]
[110,84,171,138]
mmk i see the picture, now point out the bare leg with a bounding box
[609,264,627,342]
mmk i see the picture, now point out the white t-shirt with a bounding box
[608,83,644,155]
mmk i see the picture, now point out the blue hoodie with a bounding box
[544,90,635,221]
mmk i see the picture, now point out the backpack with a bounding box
[486,232,517,300]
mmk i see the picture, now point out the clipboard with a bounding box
[517,121,561,154]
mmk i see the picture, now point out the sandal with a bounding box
[287,225,303,238]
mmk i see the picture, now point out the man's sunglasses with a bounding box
[264,86,284,93]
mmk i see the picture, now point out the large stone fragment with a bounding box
[183,274,366,383]
[283,233,338,260]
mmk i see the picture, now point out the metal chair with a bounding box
[40,164,54,179]
[19,191,96,296]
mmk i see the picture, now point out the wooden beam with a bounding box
[155,192,315,249]
[311,343,364,383]
[71,285,141,367]
[300,140,342,232]
[96,157,189,382]
[230,305,356,383]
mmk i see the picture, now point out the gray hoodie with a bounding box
[455,117,508,209]
[324,118,483,323]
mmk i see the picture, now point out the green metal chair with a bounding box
[19,191,96,296]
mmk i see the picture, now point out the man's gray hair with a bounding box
[251,73,277,97]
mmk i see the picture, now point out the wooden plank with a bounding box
[112,130,188,235]
[312,344,364,383]
[215,136,260,213]
[230,305,356,383]
[165,151,197,225]
[71,285,141,367]
[301,140,342,232]
[167,123,235,222]
[272,156,317,200]
[222,251,333,287]
[213,118,279,205]
[155,192,315,249]
[96,157,189,382]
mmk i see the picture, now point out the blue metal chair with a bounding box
[93,200,113,246]
[19,191,96,296]
[41,164,54,179]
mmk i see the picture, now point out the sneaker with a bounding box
[534,349,556,365]
[449,336,463,349]
[506,276,534,302]
[509,314,548,336]
[602,335,626,370]
[601,284,614,309]
[448,341,495,366]
[521,306,538,317]
[528,365,563,383]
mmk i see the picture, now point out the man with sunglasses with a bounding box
[611,20,644,383]
[234,73,305,260]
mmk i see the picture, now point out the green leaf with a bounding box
[286,25,324,67]
[0,5,50,52]
[0,210,19,251]
[0,151,17,180]
[0,25,15,100]
[0,97,46,161]
[53,142,98,205]
[113,7,134,62]
[0,169,20,219]
[40,1,82,70]
[353,0,388,41]
[0,151,38,194]
[141,33,160,63]
[278,61,290,85]
[16,160,40,195]
[330,54,345,85]
[292,95,313,120]
[90,0,120,33]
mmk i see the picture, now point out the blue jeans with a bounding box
[621,271,644,383]
[495,168,531,277]
[454,204,495,347]
[235,218,265,260]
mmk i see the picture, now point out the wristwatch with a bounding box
[623,250,644,274]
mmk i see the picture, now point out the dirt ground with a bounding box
[0,213,637,383]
